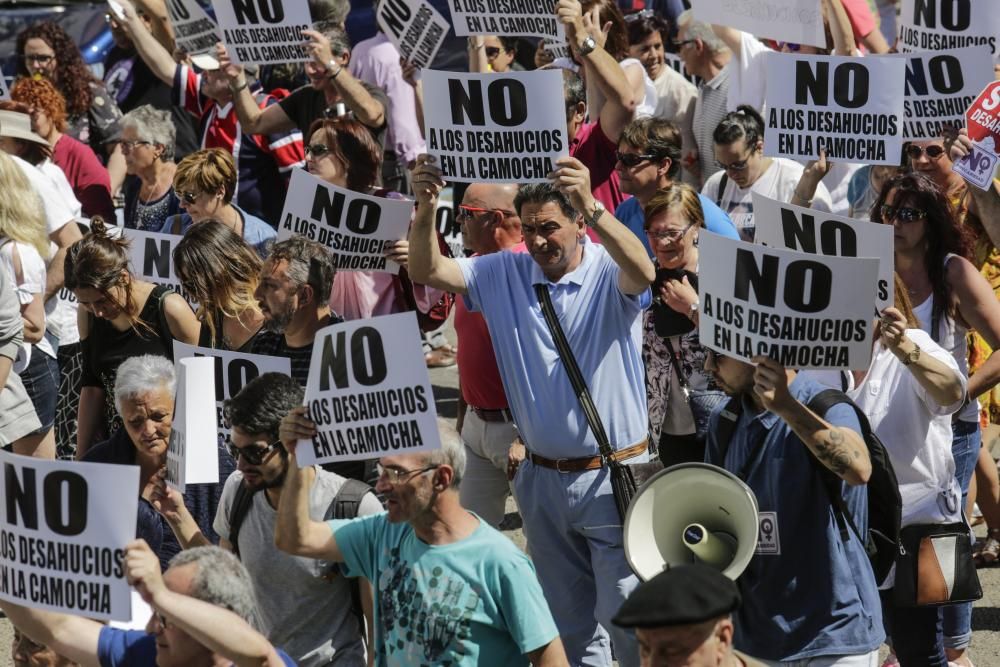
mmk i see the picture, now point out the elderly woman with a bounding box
[82,355,235,569]
[160,148,275,257]
[120,105,181,231]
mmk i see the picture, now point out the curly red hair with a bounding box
[16,22,98,118]
[10,76,68,132]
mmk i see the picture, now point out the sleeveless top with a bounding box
[911,253,978,423]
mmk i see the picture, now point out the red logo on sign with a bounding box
[966,81,1000,151]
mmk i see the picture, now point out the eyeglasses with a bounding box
[716,151,755,172]
[485,46,501,58]
[120,140,152,151]
[775,41,801,52]
[673,39,697,49]
[305,143,332,157]
[625,9,654,22]
[376,463,440,484]
[179,191,201,205]
[153,612,173,630]
[616,151,660,168]
[21,54,54,65]
[879,204,927,223]
[227,439,282,465]
[456,204,515,221]
[904,144,946,160]
[647,221,696,243]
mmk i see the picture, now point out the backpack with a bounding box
[228,477,375,636]
[716,389,902,585]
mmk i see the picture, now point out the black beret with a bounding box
[612,564,741,628]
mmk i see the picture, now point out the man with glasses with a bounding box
[451,183,524,527]
[274,415,569,666]
[613,117,738,256]
[151,372,381,666]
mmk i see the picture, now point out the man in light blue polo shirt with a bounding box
[409,153,655,667]
[614,117,739,257]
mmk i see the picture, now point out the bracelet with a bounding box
[793,190,813,206]
[229,79,248,93]
[328,65,343,80]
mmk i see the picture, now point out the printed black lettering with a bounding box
[143,238,172,279]
[350,327,388,386]
[4,464,38,530]
[448,78,528,127]
[795,61,869,109]
[167,0,190,21]
[913,0,970,31]
[734,250,779,307]
[905,54,963,96]
[231,0,285,24]
[378,0,411,38]
[227,359,260,398]
[783,260,833,313]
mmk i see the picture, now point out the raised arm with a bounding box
[150,469,214,548]
[710,25,743,56]
[752,356,872,485]
[133,0,175,50]
[274,407,345,561]
[879,307,965,407]
[117,0,180,86]
[303,29,386,128]
[218,43,296,136]
[0,602,102,667]
[824,0,855,56]
[407,157,469,293]
[951,128,1000,248]
[467,36,489,73]
[551,157,655,294]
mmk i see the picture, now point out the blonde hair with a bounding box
[643,183,704,231]
[0,152,51,258]
[174,148,237,204]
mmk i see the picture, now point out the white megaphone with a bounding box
[624,463,759,581]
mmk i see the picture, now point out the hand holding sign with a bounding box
[279,405,316,458]
[124,540,166,606]
[216,42,244,80]
[149,468,188,526]
[751,356,795,414]
[411,155,446,206]
[549,156,594,218]
[302,29,338,70]
[662,275,698,316]
[384,239,410,269]
[879,307,909,352]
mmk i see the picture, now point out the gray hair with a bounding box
[319,26,352,58]
[424,418,466,489]
[310,0,350,27]
[676,10,730,55]
[168,546,260,627]
[120,105,176,161]
[114,355,176,415]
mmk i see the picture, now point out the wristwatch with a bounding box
[688,301,699,320]
[900,343,921,366]
[584,200,605,227]
[578,35,598,56]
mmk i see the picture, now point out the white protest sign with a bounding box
[543,40,571,62]
[435,197,464,259]
[698,233,878,370]
[166,357,219,493]
[764,52,905,165]
[423,69,569,183]
[298,311,440,466]
[121,228,198,305]
[210,0,312,65]
[953,138,999,190]
[691,0,825,49]
[899,47,994,139]
[107,0,126,20]
[752,192,893,311]
[0,451,139,621]
[277,169,413,274]
[450,0,564,41]
[173,341,292,438]
[898,0,1000,63]
[377,0,449,69]
[166,0,224,57]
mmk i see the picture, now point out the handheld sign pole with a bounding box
[167,357,219,493]
[299,311,441,466]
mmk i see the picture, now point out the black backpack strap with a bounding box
[715,172,729,208]
[227,480,260,559]
[324,478,376,647]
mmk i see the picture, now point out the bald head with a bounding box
[460,183,522,254]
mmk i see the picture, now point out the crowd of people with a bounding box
[0,0,999,665]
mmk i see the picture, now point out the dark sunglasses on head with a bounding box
[904,144,946,160]
[616,151,660,168]
[625,9,654,22]
[227,439,282,465]
[485,46,501,58]
[306,143,332,157]
[880,204,927,223]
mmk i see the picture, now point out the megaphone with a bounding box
[624,463,759,581]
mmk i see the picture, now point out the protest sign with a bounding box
[173,341,291,438]
[764,52,905,165]
[449,0,563,41]
[423,69,569,183]
[377,0,449,68]
[898,0,1000,63]
[298,311,440,466]
[435,197,464,259]
[752,192,893,311]
[952,142,998,190]
[542,40,571,62]
[966,80,1000,150]
[698,233,878,370]
[210,0,312,65]
[899,47,993,139]
[166,0,224,57]
[0,451,138,621]
[166,357,219,493]
[121,228,196,304]
[277,169,413,274]
[691,0,825,49]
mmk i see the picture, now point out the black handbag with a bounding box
[892,522,982,607]
[534,284,641,520]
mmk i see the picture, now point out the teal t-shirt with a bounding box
[330,513,558,667]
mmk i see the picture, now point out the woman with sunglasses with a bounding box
[642,184,727,465]
[119,105,182,231]
[469,36,521,73]
[65,218,200,457]
[161,148,276,258]
[873,172,1000,667]
[82,354,234,569]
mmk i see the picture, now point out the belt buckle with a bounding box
[554,458,572,473]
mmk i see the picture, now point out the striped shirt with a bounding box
[691,65,731,187]
[173,65,305,227]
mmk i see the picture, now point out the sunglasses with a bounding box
[456,204,515,220]
[485,46,501,58]
[306,143,332,158]
[904,144,946,160]
[179,191,201,205]
[775,41,801,52]
[616,151,660,168]
[227,439,282,465]
[716,154,753,172]
[880,204,927,223]
[121,140,152,151]
[673,39,696,49]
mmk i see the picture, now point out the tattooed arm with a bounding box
[750,356,872,486]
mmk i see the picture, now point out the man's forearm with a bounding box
[773,400,871,485]
[125,8,178,84]
[407,201,442,285]
[589,208,656,291]
[166,508,212,549]
[45,246,68,303]
[232,83,266,134]
[331,72,385,128]
[274,461,315,553]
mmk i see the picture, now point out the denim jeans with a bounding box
[943,419,980,650]
[19,348,59,433]
[880,589,946,666]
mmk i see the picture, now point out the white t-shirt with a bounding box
[38,159,83,222]
[588,58,657,120]
[652,66,699,186]
[726,31,770,113]
[701,158,833,240]
[0,241,56,364]
[9,154,76,236]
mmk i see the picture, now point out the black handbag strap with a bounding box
[534,284,615,461]
[662,337,690,391]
